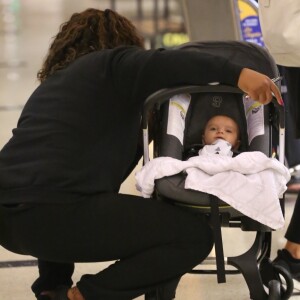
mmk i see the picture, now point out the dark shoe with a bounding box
[274,249,300,281]
[38,286,69,300]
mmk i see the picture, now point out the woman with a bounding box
[0,8,282,300]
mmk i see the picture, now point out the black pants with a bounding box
[0,193,213,300]
[280,66,300,243]
[282,66,300,139]
[279,66,300,167]
[286,192,300,244]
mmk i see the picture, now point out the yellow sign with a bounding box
[238,0,257,19]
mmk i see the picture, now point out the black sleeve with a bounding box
[110,47,244,105]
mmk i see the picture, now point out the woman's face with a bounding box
[203,115,240,150]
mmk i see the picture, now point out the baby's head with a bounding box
[202,115,240,150]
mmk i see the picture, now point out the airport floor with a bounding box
[1,0,300,299]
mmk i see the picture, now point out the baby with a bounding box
[201,115,241,157]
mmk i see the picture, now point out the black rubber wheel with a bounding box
[268,280,281,300]
[260,258,294,299]
[273,264,294,300]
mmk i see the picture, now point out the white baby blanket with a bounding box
[135,143,290,229]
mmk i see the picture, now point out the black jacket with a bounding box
[0,46,242,203]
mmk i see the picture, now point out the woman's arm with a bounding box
[238,68,283,105]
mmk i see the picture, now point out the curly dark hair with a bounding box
[37,8,145,82]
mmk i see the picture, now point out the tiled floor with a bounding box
[1,1,300,299]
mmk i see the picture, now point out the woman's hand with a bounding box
[237,68,283,106]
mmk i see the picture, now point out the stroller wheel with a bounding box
[260,258,294,299]
[273,264,294,300]
[268,280,281,300]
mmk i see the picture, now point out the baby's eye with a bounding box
[209,127,217,131]
[226,129,232,133]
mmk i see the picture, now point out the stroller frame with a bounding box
[141,41,293,300]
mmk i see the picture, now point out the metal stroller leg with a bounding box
[227,232,268,300]
[210,195,226,283]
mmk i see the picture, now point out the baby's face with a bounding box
[203,115,240,149]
